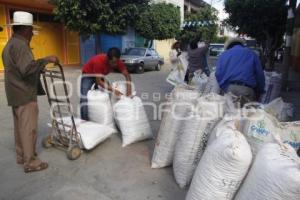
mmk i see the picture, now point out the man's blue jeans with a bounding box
[80,76,95,120]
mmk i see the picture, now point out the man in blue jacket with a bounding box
[216,37,265,102]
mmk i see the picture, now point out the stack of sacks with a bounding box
[87,85,116,129]
[151,85,200,168]
[260,71,282,104]
[235,143,300,200]
[113,96,153,147]
[203,72,220,94]
[190,70,208,93]
[186,123,252,200]
[173,93,227,188]
[264,97,294,122]
[49,117,116,150]
[241,109,282,155]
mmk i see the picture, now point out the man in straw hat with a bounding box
[215,37,265,102]
[2,11,59,173]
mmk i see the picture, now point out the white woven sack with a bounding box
[207,115,240,146]
[264,97,294,122]
[87,86,115,129]
[260,71,282,104]
[151,86,200,168]
[173,94,226,188]
[203,72,220,94]
[190,70,208,93]
[166,68,186,86]
[186,127,252,200]
[49,117,116,150]
[241,109,281,156]
[234,143,300,200]
[113,96,152,147]
[280,121,300,150]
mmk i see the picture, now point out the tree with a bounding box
[224,0,287,70]
[134,2,181,47]
[50,0,150,36]
[176,5,218,47]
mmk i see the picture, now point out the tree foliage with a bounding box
[224,0,287,69]
[134,2,181,40]
[177,5,218,45]
[50,0,150,36]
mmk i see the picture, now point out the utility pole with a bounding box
[282,0,297,90]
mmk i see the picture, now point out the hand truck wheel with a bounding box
[67,145,81,160]
[42,135,53,148]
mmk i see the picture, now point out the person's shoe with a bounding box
[23,159,48,173]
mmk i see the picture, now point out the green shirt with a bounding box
[2,34,48,107]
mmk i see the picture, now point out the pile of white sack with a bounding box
[151,85,200,168]
[173,93,228,188]
[190,112,300,200]
[151,85,300,200]
[264,97,294,122]
[85,81,152,148]
[190,70,208,93]
[260,71,282,104]
[190,70,220,94]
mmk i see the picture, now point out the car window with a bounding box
[125,48,146,56]
[150,50,157,56]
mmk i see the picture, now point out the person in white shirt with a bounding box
[169,41,182,71]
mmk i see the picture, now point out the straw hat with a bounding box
[6,11,40,28]
[224,37,246,50]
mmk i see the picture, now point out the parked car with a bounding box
[121,48,164,73]
[209,43,224,57]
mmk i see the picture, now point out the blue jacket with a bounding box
[215,45,265,93]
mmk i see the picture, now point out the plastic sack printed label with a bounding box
[280,121,300,150]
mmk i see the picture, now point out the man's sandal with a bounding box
[24,162,48,173]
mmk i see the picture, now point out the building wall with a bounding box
[0,4,8,70]
[155,39,176,64]
[0,2,80,71]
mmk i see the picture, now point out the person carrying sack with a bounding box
[80,47,133,121]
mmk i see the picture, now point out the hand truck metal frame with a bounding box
[42,64,82,160]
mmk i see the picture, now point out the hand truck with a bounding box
[41,64,82,160]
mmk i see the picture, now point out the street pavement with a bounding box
[0,58,299,200]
